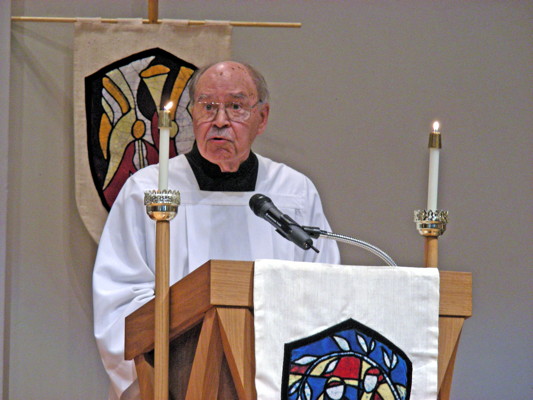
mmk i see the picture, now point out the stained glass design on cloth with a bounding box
[281,319,412,400]
[85,48,197,210]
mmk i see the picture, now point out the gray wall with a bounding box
[6,1,532,399]
[1,1,11,399]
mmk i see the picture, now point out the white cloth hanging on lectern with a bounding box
[254,259,440,399]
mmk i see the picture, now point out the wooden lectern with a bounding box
[125,260,472,400]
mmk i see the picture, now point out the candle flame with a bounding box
[164,101,173,111]
[433,121,440,132]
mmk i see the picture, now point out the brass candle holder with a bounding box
[414,209,448,237]
[145,189,180,221]
[414,209,449,268]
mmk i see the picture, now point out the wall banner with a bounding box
[73,20,232,242]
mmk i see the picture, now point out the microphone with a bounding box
[249,193,319,253]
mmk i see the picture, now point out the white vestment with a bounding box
[93,153,341,399]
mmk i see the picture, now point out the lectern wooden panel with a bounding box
[125,260,472,400]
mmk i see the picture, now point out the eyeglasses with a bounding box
[192,100,262,122]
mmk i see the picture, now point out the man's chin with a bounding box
[204,145,233,159]
[203,151,239,172]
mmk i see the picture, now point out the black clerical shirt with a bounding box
[185,142,258,192]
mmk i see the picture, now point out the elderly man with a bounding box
[93,61,340,399]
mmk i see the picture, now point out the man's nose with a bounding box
[213,104,230,127]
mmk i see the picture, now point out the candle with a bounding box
[427,121,441,210]
[157,102,173,191]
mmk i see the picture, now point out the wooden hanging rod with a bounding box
[10,16,301,28]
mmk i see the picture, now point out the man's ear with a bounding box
[256,103,270,136]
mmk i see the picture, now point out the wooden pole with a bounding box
[154,220,170,400]
[148,0,158,24]
[10,16,302,28]
[424,236,439,268]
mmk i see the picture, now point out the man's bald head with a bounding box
[188,61,269,104]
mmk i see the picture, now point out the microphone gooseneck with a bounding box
[302,228,397,266]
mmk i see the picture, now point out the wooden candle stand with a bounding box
[415,209,471,398]
[144,190,180,400]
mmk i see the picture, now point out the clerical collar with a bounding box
[185,142,258,191]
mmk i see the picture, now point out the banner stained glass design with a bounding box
[282,319,412,400]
